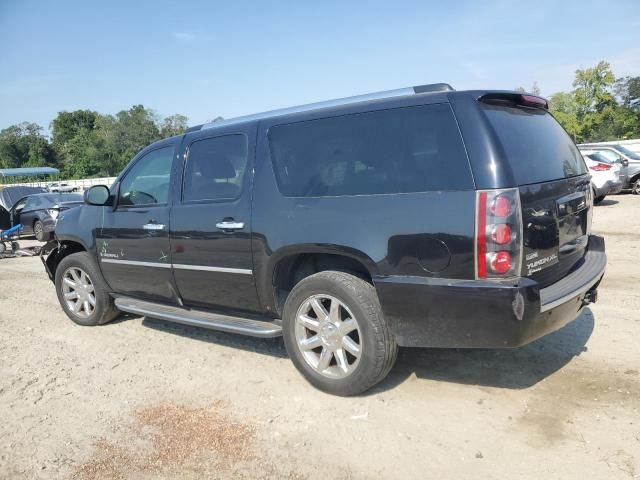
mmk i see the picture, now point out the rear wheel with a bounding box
[55,252,119,326]
[282,271,397,396]
[632,178,640,195]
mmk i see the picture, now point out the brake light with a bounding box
[520,95,548,109]
[475,189,522,279]
[491,224,512,244]
[489,251,512,274]
[589,163,611,171]
[490,195,512,217]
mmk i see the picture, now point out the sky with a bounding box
[1,0,639,133]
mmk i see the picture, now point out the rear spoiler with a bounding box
[478,92,548,110]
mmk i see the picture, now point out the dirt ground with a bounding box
[1,195,639,480]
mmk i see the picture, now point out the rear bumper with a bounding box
[594,180,622,197]
[607,180,623,195]
[374,235,606,348]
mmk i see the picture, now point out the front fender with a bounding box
[40,240,61,281]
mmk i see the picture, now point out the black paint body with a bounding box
[49,89,605,348]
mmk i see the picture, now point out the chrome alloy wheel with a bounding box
[295,294,362,378]
[61,267,96,318]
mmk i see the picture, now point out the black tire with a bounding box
[54,251,119,326]
[632,178,640,195]
[33,220,49,242]
[282,271,398,396]
[594,195,606,204]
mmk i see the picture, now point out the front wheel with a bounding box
[282,271,398,396]
[632,178,640,195]
[55,252,119,326]
[594,195,606,204]
[34,220,49,242]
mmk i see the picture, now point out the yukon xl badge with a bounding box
[525,251,559,275]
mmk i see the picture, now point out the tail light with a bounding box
[475,189,523,279]
[46,208,60,219]
[589,163,611,171]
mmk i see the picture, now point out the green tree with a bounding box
[160,114,188,138]
[50,110,99,146]
[550,92,581,141]
[111,105,161,171]
[0,122,56,169]
[614,76,640,110]
[550,61,640,143]
[572,61,616,116]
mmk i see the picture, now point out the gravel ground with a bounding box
[0,195,639,479]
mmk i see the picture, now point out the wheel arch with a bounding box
[267,245,379,316]
[43,239,88,282]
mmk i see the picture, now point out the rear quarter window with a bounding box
[481,104,588,185]
[268,103,473,197]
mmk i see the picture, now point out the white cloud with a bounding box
[171,31,195,42]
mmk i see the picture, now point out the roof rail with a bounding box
[200,83,454,131]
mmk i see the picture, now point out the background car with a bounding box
[48,182,78,193]
[579,144,640,194]
[0,185,48,230]
[10,192,83,241]
[583,151,626,185]
[582,154,622,203]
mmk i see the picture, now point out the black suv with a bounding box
[42,84,606,395]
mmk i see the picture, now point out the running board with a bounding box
[114,297,282,338]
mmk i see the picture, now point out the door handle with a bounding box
[216,221,245,231]
[143,223,165,231]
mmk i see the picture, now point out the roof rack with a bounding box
[200,83,454,131]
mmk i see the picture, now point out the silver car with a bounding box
[48,182,78,193]
[579,144,640,194]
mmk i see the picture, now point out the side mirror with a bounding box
[84,185,111,206]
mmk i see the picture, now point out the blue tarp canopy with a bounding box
[0,167,59,177]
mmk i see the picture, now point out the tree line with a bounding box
[1,61,639,180]
[518,61,640,143]
[0,106,190,178]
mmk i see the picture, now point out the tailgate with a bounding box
[520,176,591,287]
[480,99,591,287]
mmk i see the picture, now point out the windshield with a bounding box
[612,145,640,160]
[482,104,588,185]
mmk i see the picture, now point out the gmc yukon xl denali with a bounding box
[42,84,606,395]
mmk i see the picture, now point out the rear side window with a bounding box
[268,103,473,197]
[183,134,248,202]
[482,105,588,185]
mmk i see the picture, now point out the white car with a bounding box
[582,153,623,204]
[48,182,77,193]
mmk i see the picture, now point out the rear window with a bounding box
[482,105,588,185]
[268,103,473,197]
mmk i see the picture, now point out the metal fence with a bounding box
[6,177,117,193]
